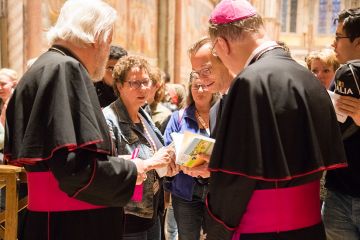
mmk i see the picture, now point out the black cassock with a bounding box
[205,48,347,240]
[4,46,137,240]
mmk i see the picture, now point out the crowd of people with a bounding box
[0,0,359,240]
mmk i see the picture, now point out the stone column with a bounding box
[173,0,182,83]
[7,0,25,74]
[25,0,42,65]
[0,0,8,67]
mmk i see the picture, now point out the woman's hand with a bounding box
[145,146,175,170]
[336,95,360,126]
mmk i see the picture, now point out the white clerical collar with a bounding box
[244,41,278,68]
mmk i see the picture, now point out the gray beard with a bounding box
[90,54,107,82]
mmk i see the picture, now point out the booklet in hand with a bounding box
[171,131,215,168]
[327,90,347,123]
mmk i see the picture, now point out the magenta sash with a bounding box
[27,171,105,212]
[130,148,143,202]
[233,180,321,239]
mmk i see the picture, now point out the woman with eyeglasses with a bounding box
[163,74,218,240]
[102,55,175,240]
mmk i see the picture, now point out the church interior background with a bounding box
[0,0,359,83]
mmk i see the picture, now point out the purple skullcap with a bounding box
[209,0,257,24]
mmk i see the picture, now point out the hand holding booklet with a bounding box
[171,131,215,168]
[327,90,348,123]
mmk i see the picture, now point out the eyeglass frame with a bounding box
[123,78,153,89]
[189,66,212,81]
[191,82,209,91]
[334,35,350,42]
[106,66,115,72]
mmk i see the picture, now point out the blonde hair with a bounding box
[305,49,340,72]
[0,68,18,84]
[47,0,117,47]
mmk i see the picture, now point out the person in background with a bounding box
[305,49,339,89]
[161,82,186,240]
[204,0,347,239]
[103,55,175,240]
[187,37,233,139]
[163,83,187,112]
[322,7,360,240]
[146,68,172,134]
[163,39,219,238]
[305,48,340,205]
[0,68,19,208]
[0,68,18,128]
[94,45,128,108]
[276,40,291,54]
[4,1,153,239]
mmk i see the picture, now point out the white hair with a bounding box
[47,0,117,47]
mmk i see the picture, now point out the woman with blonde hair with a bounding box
[0,68,18,127]
[305,49,340,89]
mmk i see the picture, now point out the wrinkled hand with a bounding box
[336,95,360,126]
[145,146,175,170]
[132,158,148,185]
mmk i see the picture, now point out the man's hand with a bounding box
[180,153,211,178]
[181,162,210,178]
[336,95,360,126]
[166,161,180,177]
[132,158,148,185]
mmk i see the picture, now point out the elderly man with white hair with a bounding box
[4,1,171,239]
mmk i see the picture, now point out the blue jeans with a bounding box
[172,183,207,240]
[122,216,161,240]
[165,203,178,240]
[322,190,360,240]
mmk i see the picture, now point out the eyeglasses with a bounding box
[191,83,208,91]
[211,38,218,56]
[334,35,350,42]
[190,67,212,81]
[124,79,152,89]
[106,66,114,72]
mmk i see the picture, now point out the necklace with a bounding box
[195,110,210,135]
[50,47,66,56]
[139,115,157,154]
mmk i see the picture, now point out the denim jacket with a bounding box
[163,104,208,201]
[103,99,164,218]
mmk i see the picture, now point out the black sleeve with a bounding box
[47,148,137,207]
[205,172,257,240]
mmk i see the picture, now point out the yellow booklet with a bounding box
[171,131,215,168]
